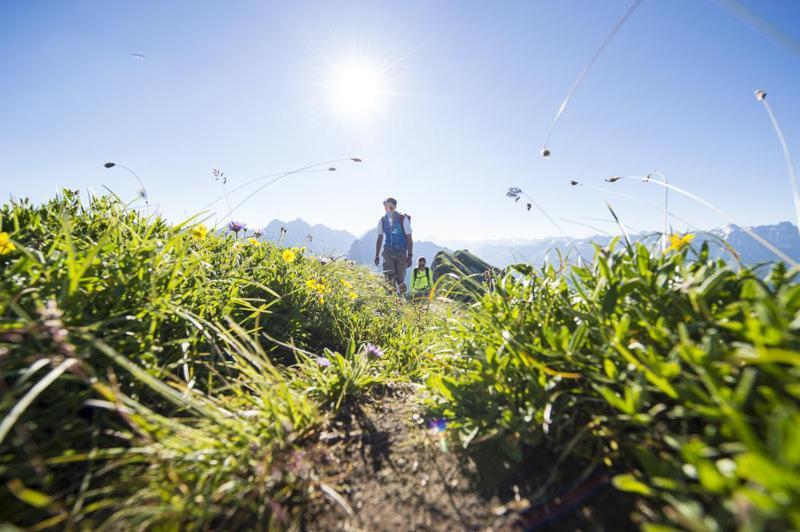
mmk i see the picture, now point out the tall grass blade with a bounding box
[606,202,632,252]
[0,358,79,445]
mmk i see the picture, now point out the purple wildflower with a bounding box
[227,220,247,234]
[363,343,384,358]
[428,419,447,433]
[315,356,331,368]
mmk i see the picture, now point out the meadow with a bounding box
[2,190,799,531]
[0,191,435,529]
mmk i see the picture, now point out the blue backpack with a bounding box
[381,213,410,252]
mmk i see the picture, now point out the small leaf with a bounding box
[604,358,618,379]
[612,474,653,496]
[7,479,53,508]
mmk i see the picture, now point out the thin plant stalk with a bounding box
[519,190,588,264]
[573,180,697,237]
[646,171,670,251]
[540,0,642,156]
[756,91,800,235]
[611,176,800,269]
[218,158,361,220]
[221,179,232,223]
[107,163,148,204]
[200,168,330,213]
[560,217,613,237]
[716,1,800,60]
[584,216,643,234]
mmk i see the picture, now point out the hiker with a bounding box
[374,197,413,294]
[411,257,433,299]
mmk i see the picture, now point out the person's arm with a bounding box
[374,234,383,265]
[404,217,413,266]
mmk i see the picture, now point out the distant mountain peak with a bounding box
[258,218,357,256]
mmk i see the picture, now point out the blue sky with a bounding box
[1,0,799,241]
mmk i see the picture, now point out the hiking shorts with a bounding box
[382,248,408,288]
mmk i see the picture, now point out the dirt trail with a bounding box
[302,384,517,530]
[302,384,633,532]
[303,384,523,531]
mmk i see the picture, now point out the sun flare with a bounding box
[328,62,385,119]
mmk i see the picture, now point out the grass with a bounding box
[0,190,435,529]
[2,190,800,530]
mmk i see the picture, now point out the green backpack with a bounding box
[412,267,432,288]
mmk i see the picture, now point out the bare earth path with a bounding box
[303,384,522,531]
[302,383,634,532]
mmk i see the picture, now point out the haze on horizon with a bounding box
[1,0,799,242]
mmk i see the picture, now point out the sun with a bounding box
[328,61,385,119]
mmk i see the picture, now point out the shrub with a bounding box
[428,238,800,530]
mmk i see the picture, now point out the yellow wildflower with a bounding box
[340,279,353,289]
[248,238,260,247]
[0,232,16,255]
[305,278,329,298]
[282,249,297,263]
[349,291,358,300]
[666,233,694,253]
[191,224,208,240]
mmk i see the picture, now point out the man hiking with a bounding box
[411,257,434,299]
[374,197,413,294]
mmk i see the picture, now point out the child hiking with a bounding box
[374,197,413,294]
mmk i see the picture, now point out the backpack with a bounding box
[412,267,431,288]
[380,212,411,252]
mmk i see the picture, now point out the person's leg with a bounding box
[382,251,397,288]
[395,256,408,294]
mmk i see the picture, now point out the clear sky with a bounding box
[1,0,799,241]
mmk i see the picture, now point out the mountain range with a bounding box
[257,219,357,257]
[447,222,800,269]
[255,218,800,271]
